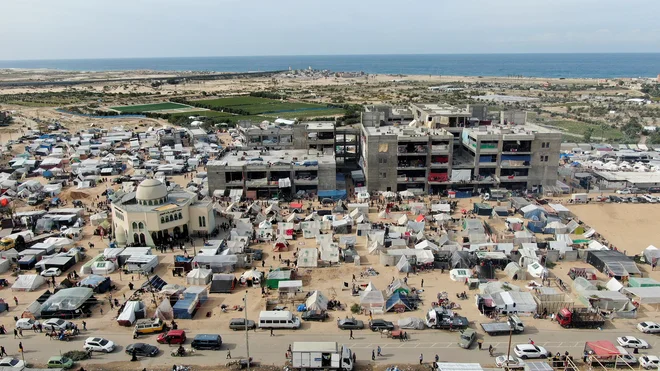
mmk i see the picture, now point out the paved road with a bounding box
[3,326,658,368]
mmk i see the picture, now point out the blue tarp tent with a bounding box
[318,190,347,201]
[385,292,414,312]
[526,221,546,233]
[79,274,112,293]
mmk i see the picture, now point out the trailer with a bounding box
[291,342,354,371]
[557,308,605,329]
[481,314,525,336]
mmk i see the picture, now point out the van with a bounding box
[258,310,301,329]
[134,318,167,336]
[191,334,223,350]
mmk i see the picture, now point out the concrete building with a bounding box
[207,149,337,199]
[111,179,215,247]
[359,103,561,194]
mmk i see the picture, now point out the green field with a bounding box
[547,120,624,141]
[193,96,342,116]
[169,110,235,118]
[111,102,191,113]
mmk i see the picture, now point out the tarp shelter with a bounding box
[521,204,545,220]
[305,290,329,311]
[192,255,238,273]
[545,221,568,234]
[117,300,146,326]
[40,287,93,318]
[266,269,292,289]
[491,291,537,314]
[240,269,263,285]
[504,262,526,280]
[415,240,439,251]
[209,274,237,293]
[79,275,111,293]
[155,299,174,320]
[387,279,411,296]
[297,248,318,268]
[12,274,46,291]
[606,277,624,292]
[629,277,660,287]
[643,246,660,265]
[360,282,385,312]
[622,287,660,304]
[573,277,597,293]
[186,268,212,285]
[91,261,115,275]
[385,292,414,312]
[473,203,493,216]
[396,255,412,273]
[397,317,426,330]
[173,286,208,319]
[278,280,303,295]
[586,250,641,279]
[273,237,289,252]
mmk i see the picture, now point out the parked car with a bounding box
[229,318,256,331]
[640,355,660,370]
[495,356,526,369]
[43,318,73,330]
[84,337,115,353]
[458,328,476,349]
[337,317,364,330]
[369,319,395,332]
[638,322,660,334]
[513,344,550,359]
[47,356,74,369]
[15,318,39,330]
[616,189,632,194]
[157,330,186,344]
[302,310,329,322]
[617,336,649,349]
[125,343,159,357]
[0,357,25,368]
[40,268,62,277]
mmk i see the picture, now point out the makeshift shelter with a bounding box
[504,262,526,280]
[395,255,412,273]
[415,240,439,251]
[209,274,237,293]
[186,268,212,285]
[297,248,318,268]
[643,246,660,265]
[278,280,303,297]
[160,284,186,296]
[629,277,660,288]
[450,269,473,282]
[117,300,146,326]
[173,286,208,319]
[78,275,111,293]
[305,290,329,311]
[491,291,537,314]
[240,269,263,286]
[91,261,115,275]
[397,317,426,330]
[155,299,174,320]
[622,287,660,305]
[359,282,385,313]
[586,250,641,279]
[544,221,568,234]
[12,274,46,292]
[40,287,94,318]
[387,279,411,296]
[266,269,292,289]
[385,292,415,312]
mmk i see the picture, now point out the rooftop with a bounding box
[364,124,452,138]
[305,122,335,130]
[465,122,561,136]
[208,149,335,168]
[410,103,471,116]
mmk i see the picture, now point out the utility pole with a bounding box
[245,290,250,371]
[505,318,513,371]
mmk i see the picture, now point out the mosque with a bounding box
[111,178,215,247]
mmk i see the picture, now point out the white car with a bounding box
[513,344,550,359]
[616,189,632,194]
[84,337,115,353]
[40,267,62,277]
[0,357,25,368]
[495,355,526,369]
[15,318,39,330]
[640,356,660,370]
[617,336,649,349]
[43,318,72,331]
[638,322,660,334]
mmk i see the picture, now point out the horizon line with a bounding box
[2,51,660,62]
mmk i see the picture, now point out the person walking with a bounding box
[372,350,375,361]
[421,279,424,288]
[419,354,423,365]
[435,354,439,363]
[13,329,18,339]
[270,328,274,337]
[529,338,535,345]
[226,350,232,359]
[18,328,22,338]
[377,346,381,357]
[18,342,23,354]
[13,297,18,306]
[488,345,494,357]
[349,330,354,340]
[82,321,87,331]
[0,346,6,357]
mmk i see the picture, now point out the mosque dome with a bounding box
[115,224,127,244]
[136,178,168,202]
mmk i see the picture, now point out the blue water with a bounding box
[0,54,659,78]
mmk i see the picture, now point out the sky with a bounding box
[1,0,660,60]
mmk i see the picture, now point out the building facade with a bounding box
[111,179,215,247]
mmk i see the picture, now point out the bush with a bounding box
[350,303,361,314]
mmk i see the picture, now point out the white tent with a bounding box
[186,268,212,285]
[91,260,115,275]
[155,299,174,320]
[12,274,46,292]
[399,190,415,198]
[396,255,412,273]
[397,214,408,226]
[359,282,385,311]
[368,241,384,255]
[90,212,108,226]
[297,247,319,268]
[415,240,439,251]
[117,300,146,326]
[305,290,329,311]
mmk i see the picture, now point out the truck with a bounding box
[0,231,34,251]
[27,193,45,206]
[480,314,525,336]
[291,342,353,371]
[424,307,469,330]
[584,341,637,367]
[556,308,605,329]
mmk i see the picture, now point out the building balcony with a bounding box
[431,145,450,153]
[225,180,244,186]
[430,162,449,168]
[500,175,528,182]
[397,176,427,183]
[397,164,427,170]
[500,160,531,168]
[245,178,269,187]
[292,163,318,170]
[295,177,318,184]
[478,162,498,167]
[479,147,499,154]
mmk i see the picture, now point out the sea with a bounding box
[0,53,659,79]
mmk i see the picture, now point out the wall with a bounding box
[317,162,337,191]
[363,132,398,192]
[528,132,562,188]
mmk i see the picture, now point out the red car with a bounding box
[156,330,186,344]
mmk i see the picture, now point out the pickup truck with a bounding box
[481,314,525,336]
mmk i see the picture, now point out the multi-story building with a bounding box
[360,103,561,194]
[207,149,336,199]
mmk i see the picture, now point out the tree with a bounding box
[583,127,595,142]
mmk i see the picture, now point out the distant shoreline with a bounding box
[1,54,658,79]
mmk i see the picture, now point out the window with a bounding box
[378,157,388,164]
[138,222,144,230]
[178,212,183,220]
[148,200,153,206]
[379,172,387,178]
[199,216,206,227]
[540,155,549,162]
[161,217,165,223]
[132,222,138,230]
